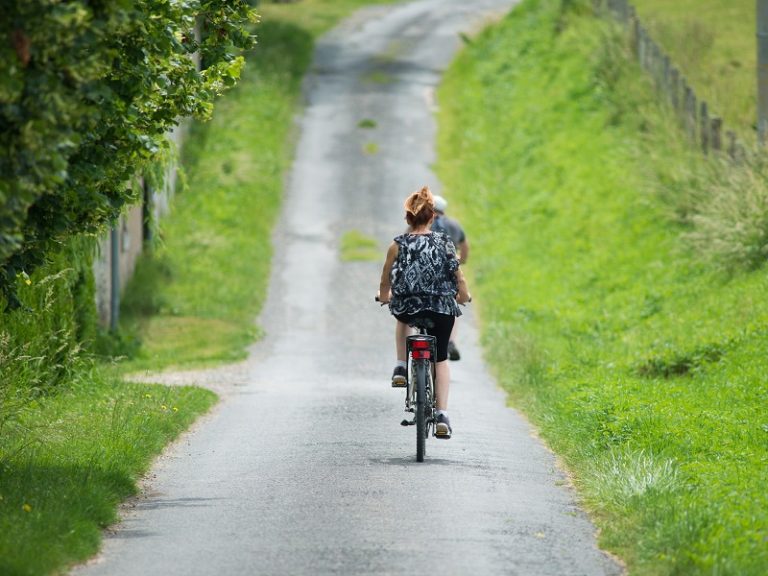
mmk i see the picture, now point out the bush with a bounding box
[0,0,256,307]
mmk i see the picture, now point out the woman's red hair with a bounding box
[404,186,435,228]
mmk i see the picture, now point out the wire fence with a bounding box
[593,0,746,161]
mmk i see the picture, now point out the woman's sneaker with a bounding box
[391,366,407,388]
[435,413,452,438]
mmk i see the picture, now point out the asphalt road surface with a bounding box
[74,1,623,574]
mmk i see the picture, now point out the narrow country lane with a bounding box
[74,1,622,574]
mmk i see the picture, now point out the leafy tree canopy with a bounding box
[0,0,257,308]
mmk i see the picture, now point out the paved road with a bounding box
[74,1,622,575]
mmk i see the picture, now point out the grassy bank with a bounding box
[631,0,755,141]
[120,0,402,373]
[437,0,768,574]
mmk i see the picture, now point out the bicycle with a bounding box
[375,297,440,462]
[403,317,438,462]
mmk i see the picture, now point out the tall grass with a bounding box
[685,159,768,271]
[437,0,768,573]
[0,238,97,398]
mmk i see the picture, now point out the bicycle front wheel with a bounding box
[415,360,427,462]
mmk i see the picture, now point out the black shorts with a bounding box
[394,311,455,362]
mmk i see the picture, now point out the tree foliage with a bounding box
[0,0,257,308]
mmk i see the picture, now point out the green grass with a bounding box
[437,0,768,573]
[0,371,215,575]
[629,0,756,141]
[258,0,404,37]
[362,70,394,85]
[119,0,402,373]
[357,118,378,129]
[340,230,381,261]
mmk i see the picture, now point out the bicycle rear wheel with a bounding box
[415,360,427,462]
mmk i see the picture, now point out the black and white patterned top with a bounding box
[389,232,462,317]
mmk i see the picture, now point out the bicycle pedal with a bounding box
[391,381,407,388]
[401,419,415,427]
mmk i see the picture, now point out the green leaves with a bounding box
[0,0,257,309]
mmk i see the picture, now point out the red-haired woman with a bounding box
[377,186,471,438]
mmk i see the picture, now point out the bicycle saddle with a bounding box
[409,316,435,330]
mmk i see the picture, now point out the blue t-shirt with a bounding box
[431,215,465,246]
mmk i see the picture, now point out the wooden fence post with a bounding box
[638,26,647,70]
[628,6,639,55]
[711,117,723,152]
[670,66,680,109]
[110,226,120,331]
[700,101,710,154]
[727,130,738,159]
[683,82,694,139]
[690,91,698,142]
[648,32,654,74]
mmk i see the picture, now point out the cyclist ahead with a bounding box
[431,194,469,361]
[377,186,471,438]
[431,195,469,266]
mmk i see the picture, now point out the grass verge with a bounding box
[340,230,381,262]
[437,0,768,573]
[0,369,215,575]
[119,0,403,373]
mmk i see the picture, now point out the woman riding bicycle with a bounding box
[377,186,471,438]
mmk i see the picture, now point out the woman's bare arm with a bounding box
[377,242,399,303]
[458,239,469,265]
